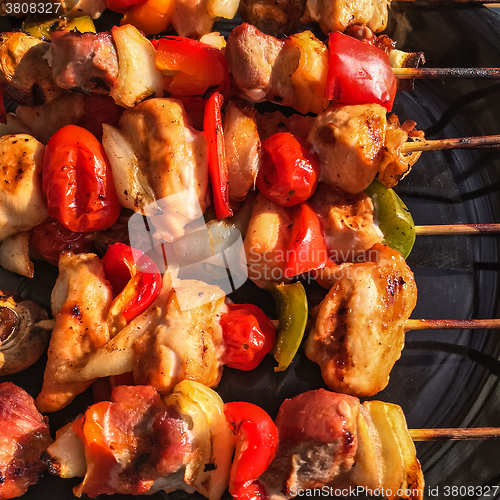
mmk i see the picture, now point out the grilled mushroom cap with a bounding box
[0,292,54,375]
[0,32,62,106]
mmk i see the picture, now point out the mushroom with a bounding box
[0,292,54,376]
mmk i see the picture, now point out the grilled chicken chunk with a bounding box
[244,193,295,288]
[0,32,61,106]
[226,24,328,115]
[36,253,113,413]
[50,31,118,94]
[0,134,48,242]
[0,382,53,499]
[305,244,417,397]
[223,101,262,201]
[132,279,226,395]
[103,98,208,243]
[238,0,307,36]
[55,276,226,397]
[256,110,314,141]
[16,92,86,145]
[308,104,387,195]
[302,0,390,34]
[309,184,383,262]
[378,115,425,188]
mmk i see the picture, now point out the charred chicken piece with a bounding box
[55,276,226,398]
[378,115,425,188]
[306,243,417,397]
[0,292,54,376]
[226,23,328,115]
[102,98,208,243]
[0,382,53,500]
[309,184,383,262]
[0,32,62,106]
[301,0,391,35]
[308,104,425,194]
[50,31,118,94]
[223,101,262,201]
[308,104,388,195]
[0,134,48,242]
[35,252,113,413]
[238,0,307,37]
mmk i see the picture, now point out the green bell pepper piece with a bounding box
[23,16,96,40]
[266,281,308,372]
[365,179,415,259]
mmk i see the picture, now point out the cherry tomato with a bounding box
[326,31,397,112]
[43,125,121,233]
[256,132,320,207]
[284,203,328,278]
[30,218,94,266]
[224,402,278,500]
[220,304,276,371]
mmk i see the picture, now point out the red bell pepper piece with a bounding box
[326,31,397,112]
[220,304,276,371]
[101,243,162,323]
[256,132,320,207]
[284,203,328,278]
[204,91,233,220]
[224,402,278,500]
[103,0,147,13]
[152,37,229,98]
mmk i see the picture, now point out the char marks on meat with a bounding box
[260,389,359,495]
[0,382,53,499]
[50,31,118,94]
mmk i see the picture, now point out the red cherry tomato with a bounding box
[326,31,397,112]
[30,218,94,266]
[224,402,278,500]
[284,203,328,278]
[256,133,320,207]
[220,304,276,371]
[43,125,121,233]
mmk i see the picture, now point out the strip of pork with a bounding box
[0,382,53,499]
[50,31,118,94]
